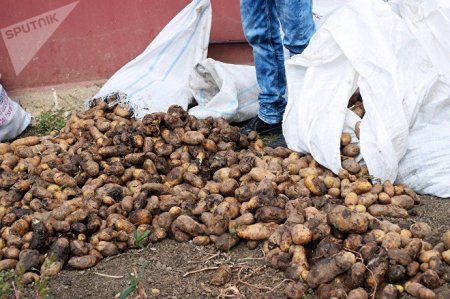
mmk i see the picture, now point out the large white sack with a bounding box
[0,84,31,142]
[91,0,212,119]
[389,0,450,76]
[188,58,259,122]
[283,0,450,196]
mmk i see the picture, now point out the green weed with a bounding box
[119,260,149,299]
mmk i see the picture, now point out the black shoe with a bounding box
[266,134,287,148]
[241,116,282,136]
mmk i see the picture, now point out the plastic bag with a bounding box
[0,83,31,142]
[91,0,212,119]
[283,0,450,197]
[188,58,259,122]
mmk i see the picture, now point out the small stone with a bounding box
[166,267,172,271]
[156,261,163,269]
[151,288,160,296]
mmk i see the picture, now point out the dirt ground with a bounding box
[9,82,101,119]
[44,196,449,299]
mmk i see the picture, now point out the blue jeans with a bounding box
[240,0,315,124]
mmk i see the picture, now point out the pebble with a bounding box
[151,288,160,296]
[166,267,172,271]
[156,261,163,269]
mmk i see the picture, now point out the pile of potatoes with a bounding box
[0,99,448,298]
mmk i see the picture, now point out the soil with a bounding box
[45,196,450,299]
[9,82,101,119]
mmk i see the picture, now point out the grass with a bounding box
[119,260,149,299]
[133,229,151,250]
[0,269,50,299]
[20,109,71,137]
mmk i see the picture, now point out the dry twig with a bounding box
[93,272,124,279]
[183,266,219,277]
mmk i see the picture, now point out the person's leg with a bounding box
[240,0,286,125]
[275,0,315,56]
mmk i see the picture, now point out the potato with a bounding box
[328,205,369,233]
[229,213,254,229]
[181,131,204,145]
[304,175,327,195]
[341,144,360,157]
[342,158,361,174]
[419,250,440,263]
[16,249,40,272]
[219,178,239,197]
[285,245,309,280]
[348,288,368,299]
[340,133,351,146]
[237,222,278,241]
[172,215,206,237]
[368,204,408,218]
[410,222,432,239]
[0,259,18,271]
[96,241,118,257]
[210,264,232,286]
[383,180,395,197]
[255,206,286,223]
[210,233,239,252]
[68,255,98,269]
[391,195,414,210]
[10,136,40,149]
[382,232,402,249]
[290,224,312,245]
[354,180,372,194]
[265,247,290,270]
[0,143,12,155]
[404,281,436,299]
[306,251,356,288]
[345,192,358,206]
[41,238,70,276]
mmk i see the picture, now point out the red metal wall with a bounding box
[0,0,252,91]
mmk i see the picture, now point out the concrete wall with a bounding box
[0,0,252,91]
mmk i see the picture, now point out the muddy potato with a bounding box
[328,205,369,234]
[172,215,206,237]
[410,222,432,239]
[383,180,395,197]
[342,158,361,174]
[210,264,232,286]
[290,224,312,245]
[265,247,290,270]
[0,259,18,271]
[192,236,210,246]
[404,281,436,299]
[219,178,239,197]
[181,131,204,145]
[368,204,408,218]
[255,206,286,224]
[237,222,278,241]
[41,238,70,276]
[96,241,118,257]
[68,255,98,270]
[304,175,327,196]
[391,195,414,210]
[306,251,356,288]
[16,249,40,272]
